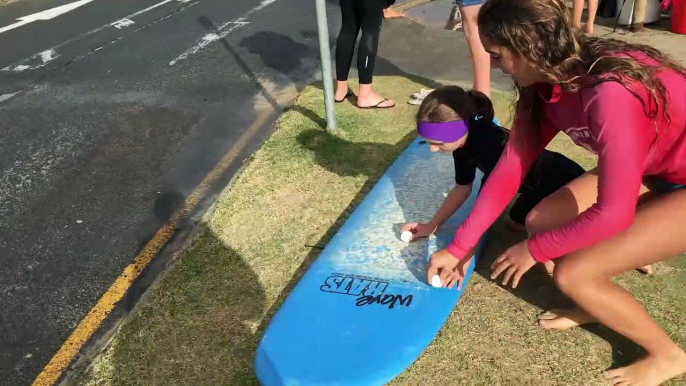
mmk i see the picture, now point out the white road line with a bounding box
[0,91,20,103]
[1,0,196,71]
[0,0,95,34]
[254,0,278,12]
[127,0,174,19]
[2,49,60,72]
[169,20,250,66]
[111,18,135,29]
[169,0,281,66]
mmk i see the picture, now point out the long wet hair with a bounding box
[417,85,495,128]
[477,0,686,146]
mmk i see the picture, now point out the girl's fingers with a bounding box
[439,266,451,286]
[456,275,465,290]
[401,223,417,233]
[490,258,510,280]
[427,259,439,284]
[491,253,508,270]
[446,273,457,289]
[502,265,517,286]
[511,270,524,289]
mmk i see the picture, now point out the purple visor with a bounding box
[417,120,469,143]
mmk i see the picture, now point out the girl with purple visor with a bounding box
[401,86,652,289]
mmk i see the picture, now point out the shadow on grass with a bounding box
[254,127,417,335]
[473,214,646,368]
[101,228,266,386]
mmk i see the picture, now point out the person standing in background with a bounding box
[383,0,404,18]
[572,0,599,34]
[410,0,490,104]
[454,0,491,97]
[631,0,648,32]
[335,0,396,109]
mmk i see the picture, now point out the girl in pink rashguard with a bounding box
[427,0,686,384]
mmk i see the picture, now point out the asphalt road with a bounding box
[0,0,340,384]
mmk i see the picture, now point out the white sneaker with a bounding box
[411,88,434,99]
[445,5,462,30]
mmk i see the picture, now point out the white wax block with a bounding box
[431,274,442,288]
[400,230,413,243]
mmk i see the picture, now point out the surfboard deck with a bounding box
[255,136,486,386]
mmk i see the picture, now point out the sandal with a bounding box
[335,89,354,103]
[358,98,395,109]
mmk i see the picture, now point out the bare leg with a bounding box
[526,171,600,289]
[459,4,490,97]
[632,0,647,32]
[335,80,350,101]
[555,190,686,386]
[523,170,651,330]
[544,260,653,277]
[357,84,395,108]
[585,0,598,34]
[383,7,403,18]
[572,0,585,29]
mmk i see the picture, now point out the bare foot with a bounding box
[538,308,597,330]
[383,7,404,18]
[637,265,654,275]
[582,23,594,34]
[335,81,351,102]
[357,93,395,108]
[605,349,686,386]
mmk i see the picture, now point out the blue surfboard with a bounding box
[255,136,487,386]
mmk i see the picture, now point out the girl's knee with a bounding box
[552,256,603,295]
[552,259,582,294]
[524,207,547,235]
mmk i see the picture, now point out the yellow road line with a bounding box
[33,111,271,386]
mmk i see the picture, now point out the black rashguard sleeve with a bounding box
[452,149,477,186]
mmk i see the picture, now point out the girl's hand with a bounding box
[427,248,460,287]
[401,222,436,241]
[490,241,536,288]
[449,254,474,290]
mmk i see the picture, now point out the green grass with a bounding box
[80,77,686,386]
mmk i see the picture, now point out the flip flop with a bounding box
[335,89,354,103]
[358,98,395,109]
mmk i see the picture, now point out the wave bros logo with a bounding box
[320,274,413,309]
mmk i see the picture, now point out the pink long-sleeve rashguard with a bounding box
[447,60,686,263]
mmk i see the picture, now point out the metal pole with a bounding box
[315,0,337,130]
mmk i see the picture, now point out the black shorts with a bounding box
[643,175,686,194]
[505,151,586,225]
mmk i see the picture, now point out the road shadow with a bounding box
[87,227,267,385]
[198,18,324,112]
[238,31,319,86]
[199,19,333,130]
